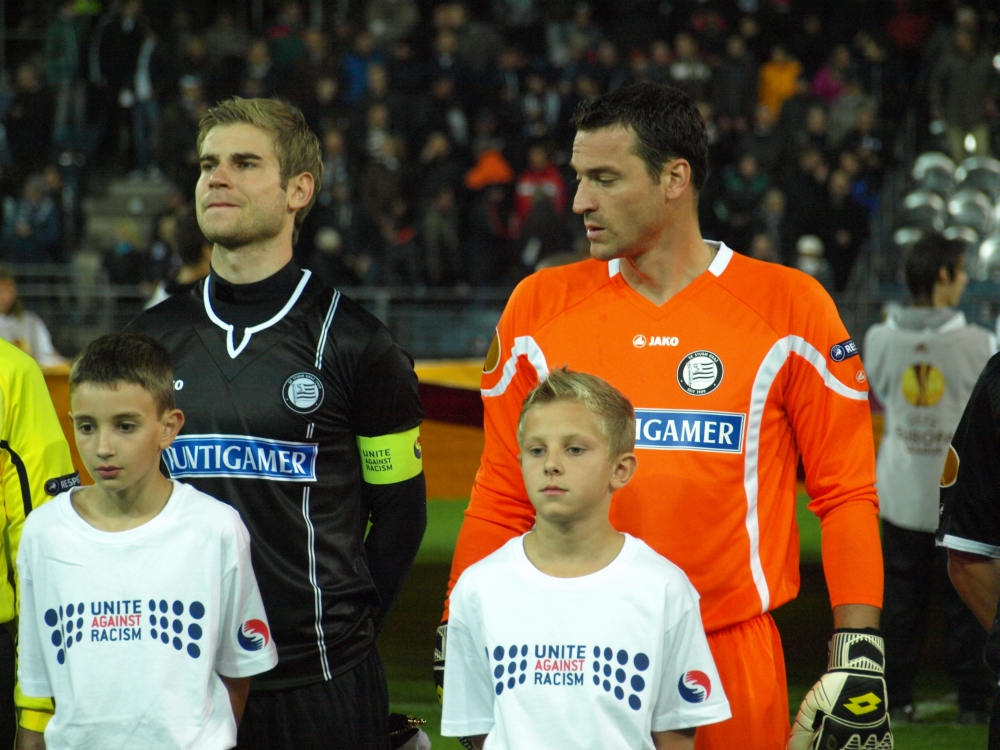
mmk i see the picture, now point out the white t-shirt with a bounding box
[17,481,278,750]
[441,534,731,749]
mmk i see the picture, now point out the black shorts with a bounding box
[236,647,390,750]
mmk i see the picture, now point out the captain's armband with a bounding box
[357,426,423,484]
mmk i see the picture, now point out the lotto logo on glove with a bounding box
[788,629,893,750]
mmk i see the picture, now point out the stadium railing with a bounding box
[8,264,1000,360]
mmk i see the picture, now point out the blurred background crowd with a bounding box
[0,0,997,356]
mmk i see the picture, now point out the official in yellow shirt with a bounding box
[0,338,78,743]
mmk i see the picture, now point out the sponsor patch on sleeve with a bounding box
[357,426,423,484]
[44,472,81,496]
[829,338,859,362]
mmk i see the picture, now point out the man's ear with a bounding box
[938,265,953,286]
[287,172,315,212]
[661,158,692,201]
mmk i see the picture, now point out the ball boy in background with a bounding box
[864,233,996,722]
[442,369,730,749]
[16,332,276,750]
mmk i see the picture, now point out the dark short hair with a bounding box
[903,233,965,302]
[572,82,708,190]
[174,207,210,267]
[71,332,175,413]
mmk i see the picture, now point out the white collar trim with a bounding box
[607,242,732,279]
[706,241,732,276]
[204,269,312,359]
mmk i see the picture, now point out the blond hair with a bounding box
[517,368,635,457]
[197,97,323,244]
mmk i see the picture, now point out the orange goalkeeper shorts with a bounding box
[696,612,790,750]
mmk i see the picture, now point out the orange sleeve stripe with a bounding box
[819,499,884,609]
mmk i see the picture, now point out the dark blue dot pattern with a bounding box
[149,599,206,658]
[593,646,648,710]
[492,644,529,695]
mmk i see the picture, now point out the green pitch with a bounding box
[381,496,988,749]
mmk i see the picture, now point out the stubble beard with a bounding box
[198,204,285,252]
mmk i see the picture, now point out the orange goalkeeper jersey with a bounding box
[450,243,883,633]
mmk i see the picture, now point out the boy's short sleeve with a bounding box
[651,585,731,732]
[214,516,278,678]
[440,578,496,738]
[15,541,51,700]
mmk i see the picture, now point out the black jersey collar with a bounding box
[204,266,312,359]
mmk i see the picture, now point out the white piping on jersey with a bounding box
[606,242,731,280]
[203,269,313,359]
[938,534,1000,559]
[744,335,870,614]
[481,336,550,397]
[315,290,341,369]
[301,486,332,681]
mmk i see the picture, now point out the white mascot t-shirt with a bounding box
[17,481,277,750]
[442,534,731,749]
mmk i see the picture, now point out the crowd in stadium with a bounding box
[0,0,995,292]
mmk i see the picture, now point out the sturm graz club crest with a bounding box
[677,351,723,396]
[282,373,325,414]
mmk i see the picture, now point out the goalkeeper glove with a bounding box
[434,623,476,750]
[788,628,893,750]
[433,622,447,704]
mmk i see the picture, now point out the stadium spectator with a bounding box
[366,0,420,51]
[512,143,566,234]
[1,176,60,264]
[145,208,211,309]
[715,152,769,253]
[811,44,854,105]
[758,44,802,117]
[44,1,86,152]
[821,168,869,291]
[713,34,758,135]
[463,143,513,285]
[669,32,712,104]
[739,103,783,176]
[828,79,876,148]
[91,0,147,169]
[3,65,54,183]
[866,233,996,726]
[0,266,63,367]
[266,1,307,72]
[929,28,998,161]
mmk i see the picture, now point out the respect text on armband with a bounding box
[164,434,318,481]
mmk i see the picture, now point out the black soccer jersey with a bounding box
[130,266,424,689]
[937,352,1000,557]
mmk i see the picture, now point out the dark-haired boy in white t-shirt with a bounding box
[441,368,730,749]
[16,332,276,750]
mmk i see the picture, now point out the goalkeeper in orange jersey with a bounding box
[436,82,891,750]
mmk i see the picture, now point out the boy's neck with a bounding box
[523,512,625,578]
[72,470,175,533]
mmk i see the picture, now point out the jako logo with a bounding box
[237,619,270,651]
[678,670,712,703]
[633,335,679,348]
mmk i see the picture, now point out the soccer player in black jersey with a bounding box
[129,97,426,750]
[938,354,1000,747]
